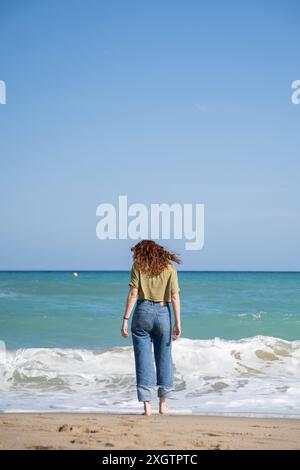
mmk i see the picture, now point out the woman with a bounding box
[121,240,182,416]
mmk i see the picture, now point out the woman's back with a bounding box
[129,261,180,303]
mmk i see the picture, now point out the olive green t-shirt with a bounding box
[128,261,180,302]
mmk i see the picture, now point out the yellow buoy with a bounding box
[73,272,78,277]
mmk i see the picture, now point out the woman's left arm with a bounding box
[121,287,138,338]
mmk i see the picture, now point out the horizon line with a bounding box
[0,270,299,273]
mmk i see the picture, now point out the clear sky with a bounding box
[0,0,299,270]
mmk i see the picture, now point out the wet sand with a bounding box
[0,413,299,450]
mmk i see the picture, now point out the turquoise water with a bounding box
[1,271,300,415]
[0,271,300,349]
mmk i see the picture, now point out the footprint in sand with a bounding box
[28,445,55,450]
[211,443,222,450]
[84,428,98,434]
[162,440,173,447]
[69,439,88,445]
[58,424,73,432]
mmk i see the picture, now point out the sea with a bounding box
[0,271,299,417]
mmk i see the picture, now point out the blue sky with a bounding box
[0,0,299,270]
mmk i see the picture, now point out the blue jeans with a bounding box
[131,298,175,402]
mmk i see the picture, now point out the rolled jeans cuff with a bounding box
[137,384,156,402]
[158,386,175,398]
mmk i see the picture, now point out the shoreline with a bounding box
[1,411,300,420]
[0,413,299,450]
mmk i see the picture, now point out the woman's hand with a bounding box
[121,319,129,338]
[172,323,181,341]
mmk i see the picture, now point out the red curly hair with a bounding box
[131,240,182,277]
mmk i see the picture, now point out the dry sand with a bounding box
[0,413,299,450]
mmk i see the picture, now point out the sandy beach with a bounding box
[0,413,299,450]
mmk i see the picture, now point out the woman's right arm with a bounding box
[171,292,181,340]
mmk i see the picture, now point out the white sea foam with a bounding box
[0,336,300,416]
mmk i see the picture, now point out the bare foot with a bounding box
[159,398,168,415]
[143,401,152,416]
